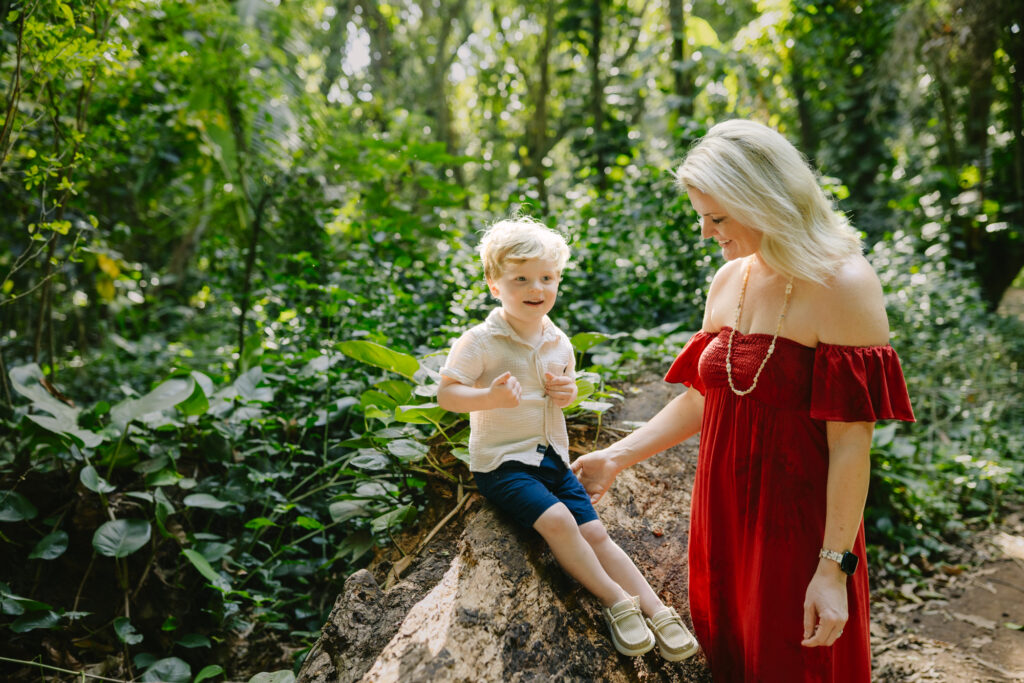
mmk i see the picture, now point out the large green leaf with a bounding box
[194,664,224,683]
[110,377,195,430]
[29,531,69,560]
[361,389,397,410]
[234,367,273,402]
[348,449,389,470]
[10,365,104,446]
[92,519,151,557]
[339,340,419,380]
[24,414,105,448]
[395,403,447,425]
[371,504,416,533]
[687,15,721,48]
[9,363,78,422]
[0,583,52,614]
[183,493,232,510]
[141,657,191,683]
[153,487,176,539]
[570,331,609,354]
[387,438,429,461]
[114,616,144,644]
[176,373,210,416]
[0,491,38,522]
[80,465,117,494]
[248,671,295,683]
[182,549,231,592]
[375,379,414,403]
[10,609,59,633]
[178,633,212,649]
[328,499,373,523]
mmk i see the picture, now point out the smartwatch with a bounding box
[819,548,859,575]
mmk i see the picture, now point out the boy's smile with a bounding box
[488,257,561,339]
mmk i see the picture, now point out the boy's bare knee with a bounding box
[533,503,577,539]
[579,519,610,546]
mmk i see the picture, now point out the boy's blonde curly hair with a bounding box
[477,216,571,280]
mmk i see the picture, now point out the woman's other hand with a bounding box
[800,562,849,648]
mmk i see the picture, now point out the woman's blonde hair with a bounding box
[478,216,571,280]
[674,119,861,283]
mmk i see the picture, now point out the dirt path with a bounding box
[610,379,1024,682]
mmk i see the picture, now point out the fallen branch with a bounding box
[0,656,130,683]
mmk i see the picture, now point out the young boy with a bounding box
[437,216,698,661]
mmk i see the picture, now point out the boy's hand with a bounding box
[488,371,521,408]
[544,372,577,408]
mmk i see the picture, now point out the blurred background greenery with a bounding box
[1,1,1022,680]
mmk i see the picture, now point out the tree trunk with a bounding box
[590,0,607,190]
[977,25,1024,307]
[166,174,215,292]
[236,191,270,372]
[789,46,817,159]
[320,0,354,100]
[298,383,711,683]
[427,0,469,190]
[522,0,555,211]
[0,5,25,175]
[667,0,692,123]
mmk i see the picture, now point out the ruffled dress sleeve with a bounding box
[663,331,717,395]
[810,343,915,422]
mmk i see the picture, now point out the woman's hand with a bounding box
[800,562,849,648]
[570,448,622,504]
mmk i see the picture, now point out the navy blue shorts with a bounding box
[473,445,599,529]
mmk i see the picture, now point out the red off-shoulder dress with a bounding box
[664,328,914,682]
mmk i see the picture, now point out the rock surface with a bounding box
[298,380,712,682]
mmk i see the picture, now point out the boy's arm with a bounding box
[438,372,522,413]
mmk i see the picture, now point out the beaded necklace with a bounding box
[725,258,794,397]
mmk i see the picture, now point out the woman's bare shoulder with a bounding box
[703,259,746,330]
[813,255,890,346]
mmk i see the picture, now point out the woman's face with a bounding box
[687,186,762,261]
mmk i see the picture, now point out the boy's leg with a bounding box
[578,520,665,617]
[533,503,630,608]
[475,463,627,607]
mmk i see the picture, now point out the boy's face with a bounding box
[487,257,561,327]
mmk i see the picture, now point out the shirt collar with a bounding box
[484,307,560,346]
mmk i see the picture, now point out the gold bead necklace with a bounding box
[725,258,794,397]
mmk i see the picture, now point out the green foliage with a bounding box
[1,0,1022,679]
[866,230,1024,575]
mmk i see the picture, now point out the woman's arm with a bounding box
[800,419,873,647]
[571,387,704,503]
[572,265,732,503]
[801,255,888,648]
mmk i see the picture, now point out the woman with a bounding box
[571,119,914,682]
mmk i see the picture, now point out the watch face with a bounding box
[840,551,859,575]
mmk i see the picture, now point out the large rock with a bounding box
[299,381,711,682]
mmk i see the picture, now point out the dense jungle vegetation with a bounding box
[1,0,1022,681]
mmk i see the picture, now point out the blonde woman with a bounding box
[572,119,914,682]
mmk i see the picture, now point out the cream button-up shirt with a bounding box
[440,308,576,473]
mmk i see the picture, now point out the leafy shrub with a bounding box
[866,230,1024,576]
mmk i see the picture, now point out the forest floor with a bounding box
[361,378,1024,683]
